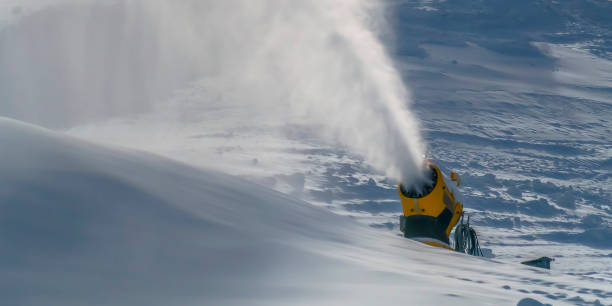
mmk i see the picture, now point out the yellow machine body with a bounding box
[398,163,463,249]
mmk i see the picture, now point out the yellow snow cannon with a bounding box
[398,163,463,250]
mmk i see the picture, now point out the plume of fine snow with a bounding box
[0,0,426,185]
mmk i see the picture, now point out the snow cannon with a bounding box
[398,163,463,250]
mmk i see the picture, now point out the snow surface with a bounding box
[1,117,610,305]
[387,0,612,277]
[1,1,611,304]
[53,0,611,278]
[67,41,612,275]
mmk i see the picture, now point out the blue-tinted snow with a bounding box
[383,0,612,277]
[58,2,611,282]
[2,0,610,292]
[2,117,611,305]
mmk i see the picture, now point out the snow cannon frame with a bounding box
[398,163,463,249]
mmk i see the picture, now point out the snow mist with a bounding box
[0,0,426,185]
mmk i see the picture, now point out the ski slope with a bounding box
[388,0,612,276]
[1,117,610,306]
[43,0,610,277]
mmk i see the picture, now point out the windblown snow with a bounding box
[1,0,611,305]
[1,117,610,305]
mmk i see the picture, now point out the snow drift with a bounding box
[1,117,610,306]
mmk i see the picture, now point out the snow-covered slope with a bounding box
[1,117,610,305]
[387,0,612,276]
[63,1,612,275]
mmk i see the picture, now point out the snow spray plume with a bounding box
[0,0,427,185]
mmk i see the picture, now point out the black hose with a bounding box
[454,215,484,257]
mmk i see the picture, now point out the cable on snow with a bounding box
[454,213,484,257]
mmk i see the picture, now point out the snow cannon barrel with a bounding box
[398,163,463,249]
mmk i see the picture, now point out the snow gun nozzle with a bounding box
[398,165,437,199]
